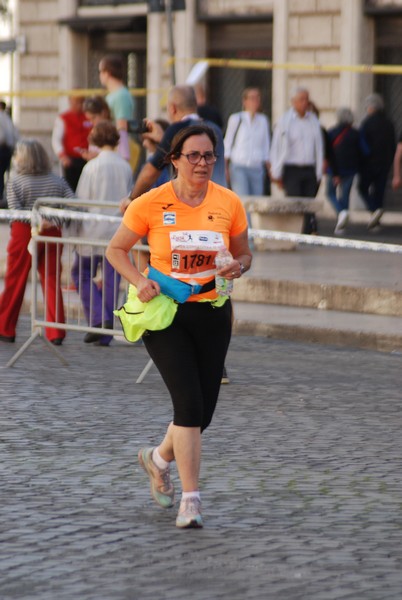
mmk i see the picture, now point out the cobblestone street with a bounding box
[1,319,402,599]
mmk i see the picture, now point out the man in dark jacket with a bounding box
[121,85,226,210]
[358,93,396,229]
[326,107,361,235]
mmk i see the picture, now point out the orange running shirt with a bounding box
[123,181,248,301]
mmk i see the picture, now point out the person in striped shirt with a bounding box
[0,139,74,345]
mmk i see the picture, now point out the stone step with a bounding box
[232,277,402,317]
[232,301,402,353]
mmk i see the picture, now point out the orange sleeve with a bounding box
[229,193,248,237]
[122,192,151,237]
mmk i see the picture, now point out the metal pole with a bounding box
[165,0,176,85]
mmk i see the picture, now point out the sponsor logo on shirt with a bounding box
[170,230,223,249]
[208,210,229,222]
[163,212,176,225]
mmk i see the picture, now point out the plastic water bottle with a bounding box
[215,247,234,296]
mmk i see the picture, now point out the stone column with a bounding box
[146,11,165,118]
[15,0,61,153]
[174,0,207,85]
[340,0,375,121]
[146,0,207,118]
[272,0,289,126]
[58,0,88,113]
[340,0,374,211]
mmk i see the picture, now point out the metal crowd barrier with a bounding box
[248,228,402,254]
[2,198,152,380]
[2,200,401,375]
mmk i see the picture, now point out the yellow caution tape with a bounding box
[178,57,402,75]
[1,57,402,99]
[0,87,152,98]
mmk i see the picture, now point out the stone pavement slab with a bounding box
[1,317,402,599]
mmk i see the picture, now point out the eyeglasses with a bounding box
[180,152,217,165]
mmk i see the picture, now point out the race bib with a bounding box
[170,230,224,279]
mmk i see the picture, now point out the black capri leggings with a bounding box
[143,299,232,431]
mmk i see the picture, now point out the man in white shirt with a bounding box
[270,86,323,193]
[271,87,324,233]
[270,86,323,232]
[224,87,271,196]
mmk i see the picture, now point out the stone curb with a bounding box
[232,277,402,318]
[233,319,402,353]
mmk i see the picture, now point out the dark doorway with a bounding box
[375,17,402,211]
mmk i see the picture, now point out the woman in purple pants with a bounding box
[71,120,132,345]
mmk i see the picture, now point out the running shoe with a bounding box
[138,447,175,508]
[334,209,349,234]
[368,208,384,230]
[176,497,203,529]
[221,366,229,384]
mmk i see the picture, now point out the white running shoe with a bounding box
[334,209,349,234]
[368,209,383,230]
[176,497,203,529]
[138,447,175,508]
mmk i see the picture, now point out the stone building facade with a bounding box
[9,0,402,193]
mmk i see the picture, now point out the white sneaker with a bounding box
[176,497,203,529]
[334,227,346,237]
[138,447,175,508]
[368,209,383,230]
[334,210,349,234]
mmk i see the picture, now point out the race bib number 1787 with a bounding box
[169,230,225,279]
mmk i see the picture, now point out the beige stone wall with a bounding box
[287,0,342,128]
[11,0,375,165]
[273,0,374,129]
[146,0,207,118]
[14,0,60,157]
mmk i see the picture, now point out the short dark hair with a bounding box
[89,120,120,149]
[83,96,111,119]
[167,125,217,162]
[99,54,124,81]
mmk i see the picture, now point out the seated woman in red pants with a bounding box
[0,139,74,345]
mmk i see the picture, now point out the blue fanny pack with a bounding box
[147,265,215,303]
